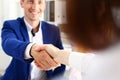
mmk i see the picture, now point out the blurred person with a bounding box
[1,0,65,80]
[37,0,120,80]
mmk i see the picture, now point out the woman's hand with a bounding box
[39,44,71,65]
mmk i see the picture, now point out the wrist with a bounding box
[63,50,71,65]
[58,50,71,65]
[30,44,37,58]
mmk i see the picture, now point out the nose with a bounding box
[31,2,39,10]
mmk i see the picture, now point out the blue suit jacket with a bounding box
[1,17,65,80]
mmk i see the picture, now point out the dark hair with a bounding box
[63,0,120,51]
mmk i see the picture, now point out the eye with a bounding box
[38,0,45,4]
[38,0,42,4]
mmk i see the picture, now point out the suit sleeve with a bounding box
[52,26,66,76]
[1,21,30,62]
[54,27,64,49]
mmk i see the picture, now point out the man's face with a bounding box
[20,0,46,21]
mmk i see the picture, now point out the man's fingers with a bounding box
[46,56,59,67]
[43,44,59,58]
[39,52,59,69]
[33,50,59,70]
[34,44,42,51]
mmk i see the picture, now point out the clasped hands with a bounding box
[30,44,70,70]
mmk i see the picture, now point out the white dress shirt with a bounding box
[24,19,47,80]
[69,42,120,80]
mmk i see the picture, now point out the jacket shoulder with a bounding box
[3,17,24,29]
[4,17,23,24]
[42,21,57,27]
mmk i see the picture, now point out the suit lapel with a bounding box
[42,21,49,44]
[18,18,30,42]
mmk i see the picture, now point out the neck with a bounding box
[24,17,40,33]
[29,21,40,33]
[24,17,40,28]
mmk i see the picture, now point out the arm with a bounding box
[1,21,30,62]
[38,44,92,71]
[38,44,70,65]
[2,21,59,70]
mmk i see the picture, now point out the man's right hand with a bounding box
[30,44,59,70]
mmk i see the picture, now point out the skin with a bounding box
[30,44,59,70]
[37,44,70,66]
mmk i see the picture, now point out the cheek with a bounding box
[22,5,29,11]
[39,3,46,11]
[71,43,80,51]
[72,46,80,52]
[40,5,46,11]
[24,7,29,12]
[72,44,89,53]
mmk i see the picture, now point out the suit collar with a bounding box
[17,17,30,42]
[41,21,50,44]
[17,17,50,44]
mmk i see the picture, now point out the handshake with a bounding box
[30,44,70,70]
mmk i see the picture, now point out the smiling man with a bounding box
[1,0,65,80]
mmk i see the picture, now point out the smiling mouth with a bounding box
[31,11,38,15]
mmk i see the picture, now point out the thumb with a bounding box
[35,47,41,51]
[45,45,59,58]
[34,45,48,52]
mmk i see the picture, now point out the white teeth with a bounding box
[31,12,38,14]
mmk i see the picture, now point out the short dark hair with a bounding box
[63,0,120,51]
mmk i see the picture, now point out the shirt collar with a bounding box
[24,18,42,32]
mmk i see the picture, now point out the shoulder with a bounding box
[42,21,59,30]
[4,18,23,23]
[3,17,24,28]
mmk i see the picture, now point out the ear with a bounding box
[20,0,24,8]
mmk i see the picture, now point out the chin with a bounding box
[30,17,40,21]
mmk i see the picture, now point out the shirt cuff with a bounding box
[24,43,35,59]
[69,52,87,70]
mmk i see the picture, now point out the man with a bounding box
[1,0,65,80]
